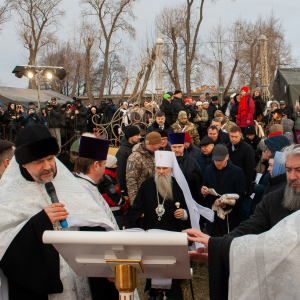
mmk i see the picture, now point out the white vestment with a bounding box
[0,157,115,300]
[229,209,300,300]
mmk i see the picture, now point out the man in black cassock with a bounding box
[0,125,119,299]
[130,150,191,300]
[184,144,300,300]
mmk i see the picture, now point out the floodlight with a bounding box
[24,68,36,79]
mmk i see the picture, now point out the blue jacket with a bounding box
[105,103,118,122]
[40,107,48,126]
[201,161,245,235]
[23,108,40,127]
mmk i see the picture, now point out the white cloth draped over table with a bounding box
[0,157,116,300]
[229,209,300,300]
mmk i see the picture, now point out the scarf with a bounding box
[237,95,248,120]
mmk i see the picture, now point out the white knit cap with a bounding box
[230,93,236,98]
[196,101,202,106]
[105,154,117,168]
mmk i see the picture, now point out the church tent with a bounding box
[273,68,300,107]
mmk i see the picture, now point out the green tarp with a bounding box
[273,68,300,107]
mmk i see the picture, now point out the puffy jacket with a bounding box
[48,104,61,128]
[172,97,188,122]
[160,99,173,125]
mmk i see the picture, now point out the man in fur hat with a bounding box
[0,125,119,299]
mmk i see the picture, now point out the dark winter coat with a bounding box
[40,108,48,126]
[87,111,101,133]
[201,161,245,235]
[186,143,202,159]
[281,104,293,120]
[146,120,174,135]
[4,102,19,130]
[204,129,229,146]
[105,103,118,122]
[160,99,173,125]
[176,149,203,203]
[23,108,40,127]
[208,102,221,124]
[71,103,88,129]
[171,97,188,122]
[116,136,136,195]
[228,139,255,196]
[253,95,265,119]
[196,152,213,173]
[244,135,261,165]
[230,102,239,123]
[47,104,61,128]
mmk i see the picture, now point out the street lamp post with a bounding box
[219,85,224,106]
[12,65,67,111]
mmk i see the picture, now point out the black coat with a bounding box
[171,97,188,122]
[196,152,213,173]
[218,129,230,145]
[208,102,220,124]
[201,161,245,235]
[160,99,173,125]
[228,139,255,196]
[146,120,174,135]
[230,102,239,123]
[87,112,101,133]
[253,95,265,119]
[177,149,203,203]
[72,103,88,129]
[47,104,61,128]
[186,143,202,159]
[116,136,135,195]
[208,187,294,300]
[244,135,261,165]
[281,105,293,120]
[129,177,190,231]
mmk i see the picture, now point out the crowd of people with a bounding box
[0,84,299,300]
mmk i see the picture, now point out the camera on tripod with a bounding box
[98,100,111,113]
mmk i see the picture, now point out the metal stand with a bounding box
[115,265,138,300]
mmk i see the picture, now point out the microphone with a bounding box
[45,182,68,228]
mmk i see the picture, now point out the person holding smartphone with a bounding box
[23,107,40,127]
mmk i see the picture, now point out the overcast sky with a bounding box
[0,0,299,89]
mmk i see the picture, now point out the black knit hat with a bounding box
[15,125,59,165]
[174,90,182,95]
[244,125,256,135]
[125,125,140,139]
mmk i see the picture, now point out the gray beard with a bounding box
[283,185,300,211]
[154,173,173,201]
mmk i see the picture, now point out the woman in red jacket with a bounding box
[236,86,255,135]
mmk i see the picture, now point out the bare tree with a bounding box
[13,0,65,89]
[0,0,12,32]
[155,4,186,90]
[81,0,137,99]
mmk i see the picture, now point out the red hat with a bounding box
[184,98,191,103]
[240,86,249,93]
[184,132,191,143]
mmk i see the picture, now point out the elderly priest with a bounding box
[130,150,214,300]
[0,125,117,300]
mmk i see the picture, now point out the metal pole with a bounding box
[38,71,41,112]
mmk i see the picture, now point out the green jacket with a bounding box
[193,109,208,129]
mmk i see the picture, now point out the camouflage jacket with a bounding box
[126,142,156,204]
[172,120,200,147]
[221,116,237,133]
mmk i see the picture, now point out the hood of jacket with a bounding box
[120,135,135,149]
[7,102,16,112]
